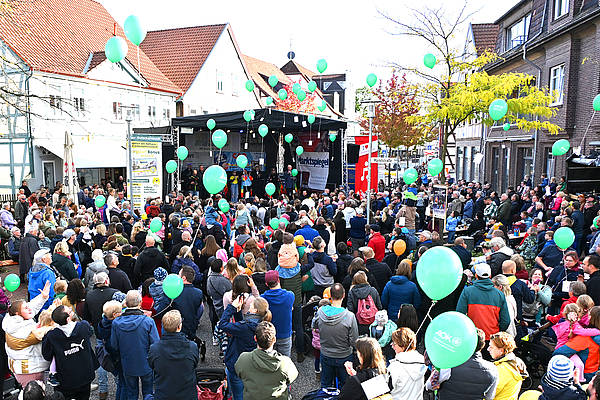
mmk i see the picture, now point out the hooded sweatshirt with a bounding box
[388,350,427,400]
[493,353,528,400]
[28,263,56,310]
[262,288,294,339]
[456,278,510,339]
[312,305,358,358]
[235,348,298,400]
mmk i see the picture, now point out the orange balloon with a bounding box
[393,239,406,256]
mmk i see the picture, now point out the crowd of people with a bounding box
[1,170,600,400]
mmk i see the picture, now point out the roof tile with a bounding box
[471,23,500,56]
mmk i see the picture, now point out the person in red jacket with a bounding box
[367,225,386,262]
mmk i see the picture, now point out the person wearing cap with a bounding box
[539,355,586,400]
[19,223,39,282]
[262,270,295,357]
[7,226,21,262]
[295,217,319,243]
[456,263,510,340]
[27,249,56,310]
[367,224,385,262]
[349,208,367,253]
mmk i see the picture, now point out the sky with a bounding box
[99,0,520,90]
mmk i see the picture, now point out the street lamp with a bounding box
[119,105,135,203]
[361,97,379,225]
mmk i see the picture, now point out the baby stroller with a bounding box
[196,367,227,400]
[516,328,554,383]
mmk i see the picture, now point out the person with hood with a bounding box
[148,310,199,400]
[488,332,528,400]
[19,224,40,282]
[218,296,272,400]
[312,283,358,388]
[346,271,382,335]
[456,263,510,340]
[134,236,169,283]
[539,355,587,400]
[487,237,514,277]
[262,271,295,357]
[111,290,159,399]
[235,321,298,400]
[311,236,337,298]
[84,249,108,289]
[388,328,427,400]
[382,261,421,322]
[367,224,386,262]
[27,249,56,310]
[42,305,98,400]
[233,225,252,259]
[171,245,202,287]
[3,280,51,387]
[149,267,170,315]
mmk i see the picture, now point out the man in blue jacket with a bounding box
[148,310,199,400]
[173,266,204,340]
[349,208,367,252]
[262,270,295,357]
[295,217,319,243]
[111,290,159,399]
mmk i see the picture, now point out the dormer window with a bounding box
[554,0,569,19]
[505,14,531,51]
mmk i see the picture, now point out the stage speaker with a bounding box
[347,144,359,164]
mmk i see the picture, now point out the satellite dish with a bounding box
[287,51,295,60]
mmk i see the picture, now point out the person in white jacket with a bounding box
[3,280,52,386]
[388,327,427,400]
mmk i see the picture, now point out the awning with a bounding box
[35,136,127,168]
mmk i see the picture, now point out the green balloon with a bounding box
[4,273,19,292]
[489,99,508,121]
[266,97,274,106]
[265,182,276,196]
[176,146,188,161]
[366,73,378,87]
[165,160,177,174]
[296,146,304,156]
[292,83,301,94]
[123,15,146,46]
[270,218,279,230]
[243,110,254,122]
[552,139,570,156]
[207,118,216,130]
[236,154,248,169]
[212,129,227,149]
[245,80,254,92]
[329,133,336,142]
[503,122,510,131]
[258,124,268,137]
[594,216,600,229]
[291,169,298,177]
[416,246,463,300]
[203,165,227,194]
[594,94,600,111]
[218,198,230,212]
[297,90,306,102]
[403,168,418,185]
[163,274,184,299]
[316,58,327,73]
[285,133,293,143]
[268,75,278,87]
[318,100,327,112]
[425,312,477,369]
[149,217,162,233]
[308,114,316,124]
[95,195,106,208]
[428,158,443,176]
[278,89,287,100]
[554,226,575,250]
[105,36,128,63]
[308,80,317,93]
[424,53,436,69]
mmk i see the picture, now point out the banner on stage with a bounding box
[297,152,329,190]
[131,134,162,211]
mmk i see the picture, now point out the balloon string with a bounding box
[137,46,141,89]
[579,109,596,152]
[407,300,437,351]
[183,215,203,259]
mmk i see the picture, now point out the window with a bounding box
[505,14,531,51]
[162,108,171,119]
[130,104,140,120]
[112,102,122,120]
[502,146,510,192]
[463,147,470,182]
[49,95,62,110]
[73,97,85,112]
[554,0,569,19]
[517,147,534,183]
[147,106,155,117]
[216,70,224,93]
[456,147,463,180]
[491,147,500,190]
[549,64,565,105]
[231,73,239,96]
[544,146,554,176]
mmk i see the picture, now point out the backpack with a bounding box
[301,388,340,400]
[356,294,378,325]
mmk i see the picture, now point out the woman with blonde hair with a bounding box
[93,223,107,250]
[488,332,528,400]
[224,258,243,281]
[492,274,517,337]
[388,327,426,400]
[339,337,389,400]
[130,221,147,249]
[51,240,78,280]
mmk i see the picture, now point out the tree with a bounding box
[380,4,560,183]
[359,70,433,149]
[276,81,317,114]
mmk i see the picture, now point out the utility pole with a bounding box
[362,99,378,225]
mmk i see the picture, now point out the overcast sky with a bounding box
[100,0,519,89]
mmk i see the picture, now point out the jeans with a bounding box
[447,231,456,244]
[320,353,353,388]
[274,336,292,357]
[122,372,153,399]
[227,367,244,400]
[292,304,304,354]
[231,184,239,203]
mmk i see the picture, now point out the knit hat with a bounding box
[547,355,574,382]
[153,267,168,283]
[112,291,126,303]
[63,229,76,239]
[294,235,305,247]
[265,270,279,285]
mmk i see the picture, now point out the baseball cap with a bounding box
[265,270,279,285]
[63,229,76,239]
[322,287,331,300]
[474,263,491,278]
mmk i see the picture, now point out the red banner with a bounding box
[354,135,378,193]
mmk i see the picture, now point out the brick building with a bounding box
[480,0,600,192]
